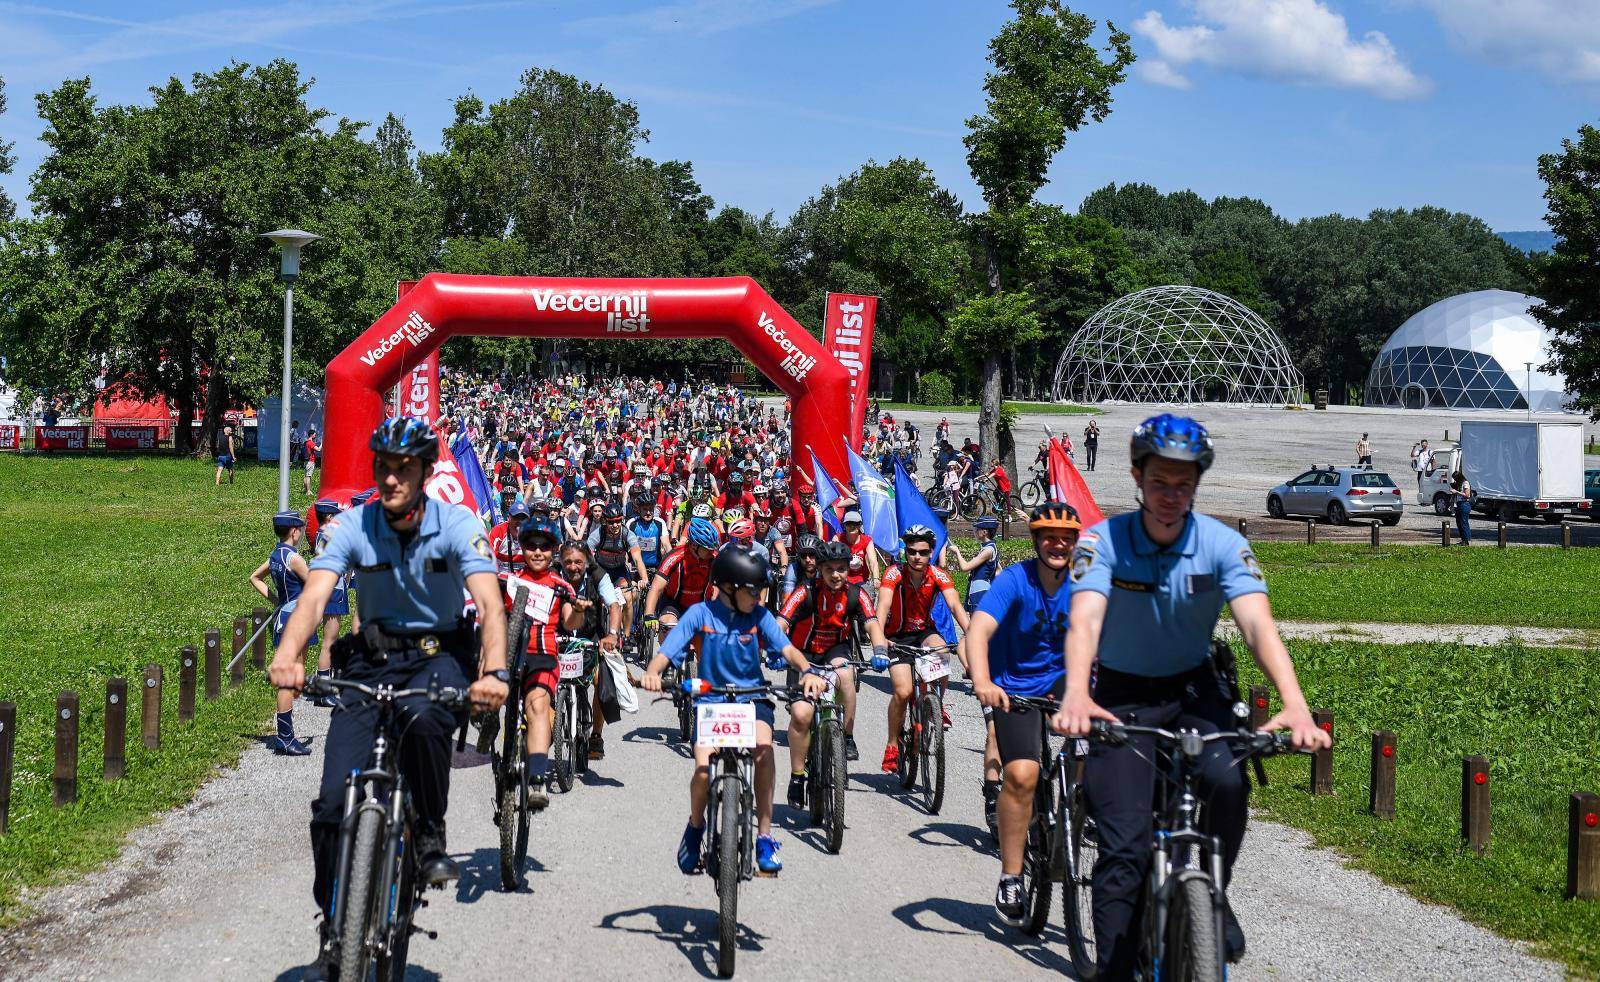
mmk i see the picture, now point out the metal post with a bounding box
[1526,362,1534,420]
[278,284,294,512]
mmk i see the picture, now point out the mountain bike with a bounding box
[889,641,956,814]
[300,675,470,982]
[668,639,698,743]
[1007,695,1097,976]
[1086,713,1303,982]
[683,679,792,979]
[795,659,869,853]
[493,584,533,891]
[552,636,599,792]
[1018,466,1049,508]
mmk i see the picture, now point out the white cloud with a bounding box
[1133,0,1432,99]
[567,0,837,38]
[1416,0,1600,86]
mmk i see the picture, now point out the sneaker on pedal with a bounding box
[416,826,459,888]
[303,915,338,982]
[845,734,859,761]
[995,874,1026,928]
[271,735,312,756]
[588,735,605,761]
[756,834,783,875]
[1223,894,1246,963]
[787,773,807,809]
[526,774,550,811]
[677,822,705,874]
[881,743,900,774]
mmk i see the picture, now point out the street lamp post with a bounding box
[1525,361,1534,420]
[262,229,321,512]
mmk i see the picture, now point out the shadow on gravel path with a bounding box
[598,903,765,979]
[892,896,1078,977]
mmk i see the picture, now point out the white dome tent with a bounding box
[1364,290,1572,412]
[1051,285,1304,405]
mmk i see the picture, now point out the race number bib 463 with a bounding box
[696,702,757,748]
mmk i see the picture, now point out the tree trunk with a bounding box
[979,219,1003,461]
[173,392,195,455]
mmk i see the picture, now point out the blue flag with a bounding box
[810,451,845,536]
[452,431,498,525]
[893,455,948,559]
[846,443,899,551]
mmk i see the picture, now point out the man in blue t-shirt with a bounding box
[642,545,826,877]
[966,501,1081,926]
[1053,413,1330,975]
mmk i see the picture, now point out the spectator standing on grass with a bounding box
[214,426,236,486]
[1083,419,1099,471]
[1355,433,1373,468]
[1452,471,1473,544]
[290,420,304,465]
[249,511,312,755]
[303,425,320,496]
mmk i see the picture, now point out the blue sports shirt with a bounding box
[1070,512,1266,677]
[660,599,789,700]
[310,499,496,633]
[269,542,305,614]
[976,560,1070,697]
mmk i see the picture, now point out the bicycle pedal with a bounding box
[755,869,780,879]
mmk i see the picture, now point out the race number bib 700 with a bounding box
[559,645,585,680]
[696,702,757,748]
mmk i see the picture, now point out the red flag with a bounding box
[822,293,878,450]
[1048,437,1105,528]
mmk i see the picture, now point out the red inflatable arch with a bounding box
[318,274,852,504]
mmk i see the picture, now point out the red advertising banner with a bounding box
[0,425,20,450]
[104,425,161,450]
[822,293,878,450]
[36,426,88,451]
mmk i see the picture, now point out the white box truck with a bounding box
[1417,420,1588,522]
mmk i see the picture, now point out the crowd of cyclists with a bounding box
[262,368,1330,981]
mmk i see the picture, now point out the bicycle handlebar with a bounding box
[300,675,473,710]
[1088,719,1299,757]
[887,641,958,658]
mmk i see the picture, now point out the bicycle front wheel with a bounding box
[897,708,917,790]
[552,684,575,793]
[376,822,415,982]
[823,717,847,853]
[716,760,742,979]
[1167,876,1224,982]
[676,656,696,743]
[1020,815,1053,936]
[1062,785,1099,979]
[337,807,384,982]
[1020,481,1044,507]
[918,693,945,815]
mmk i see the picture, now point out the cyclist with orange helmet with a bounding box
[967,501,1081,926]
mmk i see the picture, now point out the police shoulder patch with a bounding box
[1070,543,1097,583]
[1239,548,1264,581]
[472,534,493,560]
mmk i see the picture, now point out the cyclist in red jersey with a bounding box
[789,484,823,540]
[837,509,882,586]
[487,499,529,576]
[777,541,889,778]
[876,524,969,773]
[502,516,586,809]
[642,516,721,638]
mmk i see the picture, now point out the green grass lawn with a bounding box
[972,537,1600,629]
[1236,637,1600,975]
[0,455,286,923]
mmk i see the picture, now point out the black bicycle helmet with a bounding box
[816,540,850,564]
[796,533,823,557]
[369,416,440,464]
[711,544,770,591]
[602,502,625,521]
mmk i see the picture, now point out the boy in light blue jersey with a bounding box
[249,511,313,755]
[642,545,826,876]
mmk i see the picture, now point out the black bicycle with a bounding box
[683,680,790,978]
[794,659,869,853]
[552,636,600,792]
[301,675,470,982]
[889,640,956,814]
[1086,713,1302,982]
[1007,695,1098,977]
[492,583,534,892]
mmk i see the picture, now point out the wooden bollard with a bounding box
[141,665,162,750]
[54,691,80,807]
[204,629,221,700]
[0,701,14,833]
[231,617,248,687]
[1248,685,1270,730]
[1310,708,1334,795]
[251,607,270,668]
[1369,521,1380,549]
[1562,523,1573,550]
[1237,518,1248,537]
[1462,755,1491,856]
[179,645,197,722]
[1369,730,1396,820]
[1441,522,1451,547]
[1305,519,1316,545]
[1498,522,1508,548]
[103,678,127,781]
[1568,792,1600,899]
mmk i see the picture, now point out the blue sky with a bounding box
[1,0,1597,231]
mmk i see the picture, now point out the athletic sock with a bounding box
[527,753,549,780]
[276,711,294,741]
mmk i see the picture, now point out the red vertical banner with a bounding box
[822,293,877,450]
[1048,437,1105,527]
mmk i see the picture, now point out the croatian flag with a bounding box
[1048,436,1105,527]
[810,450,845,536]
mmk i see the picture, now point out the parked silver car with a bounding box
[1267,466,1404,525]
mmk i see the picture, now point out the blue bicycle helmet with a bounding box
[518,514,563,547]
[1130,413,1214,473]
[369,416,440,464]
[687,517,721,550]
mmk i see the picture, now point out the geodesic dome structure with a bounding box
[1051,286,1304,405]
[1364,290,1571,412]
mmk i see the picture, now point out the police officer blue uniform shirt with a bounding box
[313,500,352,619]
[1069,511,1265,677]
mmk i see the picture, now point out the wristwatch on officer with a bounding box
[481,668,512,684]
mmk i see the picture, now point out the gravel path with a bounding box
[1246,620,1597,648]
[0,672,1563,981]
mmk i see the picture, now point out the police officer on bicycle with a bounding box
[1053,413,1330,979]
[268,417,510,980]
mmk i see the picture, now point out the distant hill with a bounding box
[1497,230,1558,253]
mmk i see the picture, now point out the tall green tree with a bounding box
[0,61,435,452]
[1535,124,1600,415]
[0,74,15,224]
[962,0,1133,456]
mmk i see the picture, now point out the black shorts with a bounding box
[992,676,1066,766]
[890,629,939,653]
[805,642,854,669]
